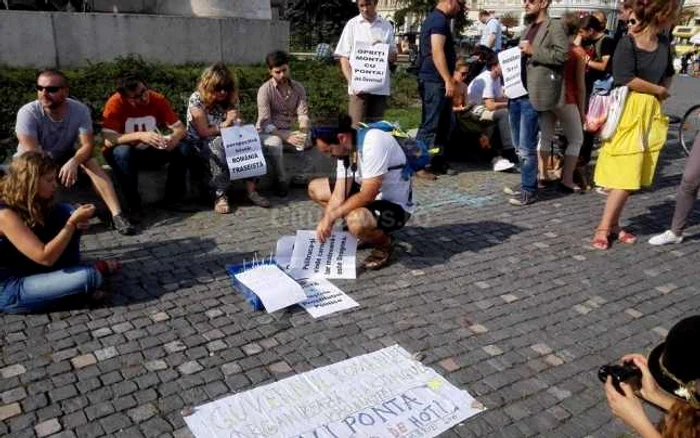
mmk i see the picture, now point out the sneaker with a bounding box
[492,157,516,172]
[503,185,521,196]
[112,213,136,235]
[247,191,271,208]
[508,191,537,206]
[648,230,683,246]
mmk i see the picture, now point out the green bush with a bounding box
[0,56,421,158]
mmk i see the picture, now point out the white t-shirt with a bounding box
[335,129,414,214]
[467,70,503,106]
[334,14,396,96]
[480,17,503,52]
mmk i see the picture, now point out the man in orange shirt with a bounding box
[101,73,189,217]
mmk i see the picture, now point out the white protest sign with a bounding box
[183,344,485,438]
[298,278,359,318]
[275,235,296,272]
[221,124,267,180]
[289,231,358,280]
[497,47,528,99]
[235,264,306,313]
[350,41,390,94]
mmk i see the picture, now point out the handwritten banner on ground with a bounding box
[298,278,359,318]
[235,264,306,313]
[289,231,358,280]
[497,47,528,99]
[351,41,390,94]
[275,235,296,272]
[183,344,485,438]
[221,124,267,180]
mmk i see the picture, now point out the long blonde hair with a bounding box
[0,152,58,228]
[196,62,239,111]
[660,400,700,438]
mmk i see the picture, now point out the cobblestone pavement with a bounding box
[2,77,699,438]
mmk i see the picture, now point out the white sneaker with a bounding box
[492,157,515,172]
[648,230,683,246]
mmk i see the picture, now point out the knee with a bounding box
[307,178,326,201]
[346,208,375,237]
[679,176,700,194]
[106,145,131,166]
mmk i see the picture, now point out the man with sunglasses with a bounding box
[101,73,188,218]
[307,116,414,270]
[15,69,135,235]
[504,0,568,206]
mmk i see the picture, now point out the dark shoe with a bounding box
[275,182,290,198]
[361,241,394,270]
[112,213,136,235]
[508,191,537,206]
[558,182,582,194]
[247,191,271,208]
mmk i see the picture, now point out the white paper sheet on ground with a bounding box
[350,41,390,94]
[234,264,306,313]
[221,124,267,180]
[183,344,485,438]
[275,235,296,272]
[289,231,358,280]
[498,47,528,99]
[298,278,359,318]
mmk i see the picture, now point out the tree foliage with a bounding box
[284,0,358,50]
[394,0,472,36]
[500,13,519,31]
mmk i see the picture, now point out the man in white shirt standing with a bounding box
[466,54,515,171]
[479,10,502,53]
[308,116,414,270]
[335,0,397,127]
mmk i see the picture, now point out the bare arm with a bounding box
[326,177,382,222]
[486,33,496,49]
[626,78,667,98]
[102,129,148,146]
[431,34,452,83]
[484,98,507,111]
[74,132,94,164]
[340,56,353,84]
[16,133,41,152]
[0,208,79,267]
[168,121,186,143]
[587,55,610,72]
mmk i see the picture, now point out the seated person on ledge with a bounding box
[256,50,311,194]
[308,115,414,270]
[186,62,272,212]
[14,69,135,235]
[101,73,189,218]
[0,152,120,314]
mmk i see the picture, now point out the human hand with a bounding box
[162,135,178,151]
[140,131,167,149]
[620,354,665,406]
[445,79,457,98]
[68,204,96,227]
[224,109,238,124]
[656,87,670,101]
[316,214,335,243]
[519,40,532,56]
[605,377,657,436]
[59,158,79,187]
[288,133,306,149]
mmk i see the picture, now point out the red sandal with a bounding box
[591,228,612,250]
[614,228,637,244]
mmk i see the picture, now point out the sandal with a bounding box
[591,228,612,250]
[614,228,637,244]
[361,241,394,270]
[94,260,121,276]
[214,195,231,214]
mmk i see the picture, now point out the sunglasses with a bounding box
[127,88,149,101]
[523,0,539,4]
[628,18,638,25]
[35,85,63,93]
[215,85,233,93]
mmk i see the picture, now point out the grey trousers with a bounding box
[671,135,700,235]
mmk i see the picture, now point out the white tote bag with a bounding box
[221,124,267,180]
[599,85,629,141]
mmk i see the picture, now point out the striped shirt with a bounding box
[255,78,309,132]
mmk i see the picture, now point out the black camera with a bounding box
[598,361,642,394]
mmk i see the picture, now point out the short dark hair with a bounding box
[265,50,290,69]
[580,16,604,32]
[310,114,354,146]
[479,10,490,17]
[485,54,499,70]
[36,69,69,87]
[115,72,146,96]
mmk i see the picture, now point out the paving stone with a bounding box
[1,364,26,379]
[34,418,62,437]
[112,322,135,333]
[52,348,79,363]
[2,387,27,404]
[94,346,119,362]
[205,309,224,319]
[625,308,644,319]
[439,358,461,372]
[178,361,203,375]
[150,312,170,322]
[91,328,113,339]
[206,340,228,352]
[144,360,168,372]
[655,283,678,294]
[127,403,158,423]
[71,354,97,369]
[267,361,293,375]
[531,344,553,355]
[164,341,187,354]
[0,402,22,421]
[544,354,565,367]
[547,386,572,401]
[475,281,491,289]
[242,343,263,356]
[573,304,592,315]
[469,324,488,334]
[221,362,242,376]
[482,345,503,356]
[500,294,518,303]
[653,326,669,337]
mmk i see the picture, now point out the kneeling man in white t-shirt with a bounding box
[308,116,414,270]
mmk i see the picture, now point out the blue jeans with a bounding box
[104,141,194,210]
[508,97,540,193]
[0,203,103,313]
[417,80,452,160]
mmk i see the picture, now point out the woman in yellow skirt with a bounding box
[591,0,678,250]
